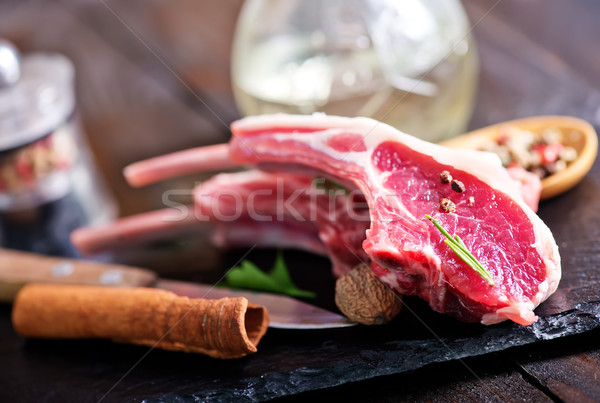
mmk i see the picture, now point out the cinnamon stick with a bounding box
[11,284,269,359]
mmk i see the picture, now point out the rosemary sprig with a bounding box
[425,214,495,287]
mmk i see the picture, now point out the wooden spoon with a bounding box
[439,116,598,200]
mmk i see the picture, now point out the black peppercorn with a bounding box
[451,179,466,193]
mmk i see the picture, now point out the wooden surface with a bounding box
[1,0,599,401]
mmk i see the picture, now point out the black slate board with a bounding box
[1,159,599,403]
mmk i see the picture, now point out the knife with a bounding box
[0,248,355,329]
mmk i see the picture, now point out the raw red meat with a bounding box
[223,114,560,325]
[194,170,369,277]
[71,174,330,259]
[72,169,368,277]
[75,114,560,326]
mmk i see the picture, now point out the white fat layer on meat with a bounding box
[481,301,537,325]
[378,271,401,291]
[234,113,561,325]
[235,113,521,199]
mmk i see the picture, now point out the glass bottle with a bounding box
[0,40,117,257]
[231,0,479,143]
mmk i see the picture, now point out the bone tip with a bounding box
[122,164,146,188]
[69,227,95,256]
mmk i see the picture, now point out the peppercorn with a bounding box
[451,179,466,193]
[478,126,579,180]
[440,198,456,213]
[440,170,452,184]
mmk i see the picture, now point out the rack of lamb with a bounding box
[72,114,560,326]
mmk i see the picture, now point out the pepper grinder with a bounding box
[0,39,117,257]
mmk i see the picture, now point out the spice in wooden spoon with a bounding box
[439,116,598,200]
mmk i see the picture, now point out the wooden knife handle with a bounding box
[0,248,157,303]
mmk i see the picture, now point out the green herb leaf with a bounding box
[220,251,317,298]
[313,177,349,196]
[425,214,495,287]
[269,250,298,290]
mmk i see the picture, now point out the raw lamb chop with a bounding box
[77,114,561,326]
[194,170,370,277]
[72,169,369,277]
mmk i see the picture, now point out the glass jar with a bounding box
[0,40,117,256]
[231,0,479,143]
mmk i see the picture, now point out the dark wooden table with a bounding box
[1,1,599,401]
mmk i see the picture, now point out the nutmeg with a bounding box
[335,263,402,325]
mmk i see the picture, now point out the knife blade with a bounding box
[0,248,355,329]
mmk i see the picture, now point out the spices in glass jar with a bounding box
[0,40,117,256]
